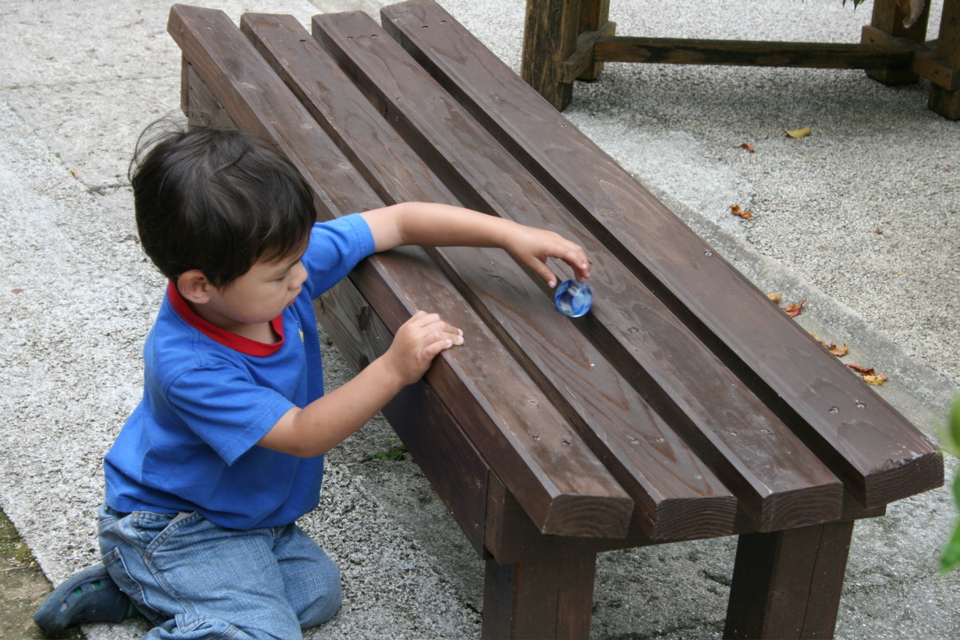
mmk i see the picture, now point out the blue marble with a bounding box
[554,279,592,317]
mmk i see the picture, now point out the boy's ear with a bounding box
[177,270,214,304]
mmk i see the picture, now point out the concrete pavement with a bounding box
[0,0,958,637]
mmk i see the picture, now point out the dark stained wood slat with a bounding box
[350,248,635,539]
[380,0,943,509]
[484,488,883,568]
[315,9,846,532]
[169,6,387,221]
[170,4,633,539]
[242,10,735,540]
[180,41,499,553]
[591,37,913,70]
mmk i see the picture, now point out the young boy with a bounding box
[34,124,590,638]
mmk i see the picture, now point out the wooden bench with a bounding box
[168,2,944,637]
[522,0,960,119]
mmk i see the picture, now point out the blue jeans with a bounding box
[98,505,342,639]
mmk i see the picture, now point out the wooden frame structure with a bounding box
[170,2,943,637]
[522,0,960,118]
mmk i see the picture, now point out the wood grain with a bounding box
[382,0,943,510]
[170,4,633,538]
[244,10,734,540]
[326,7,847,532]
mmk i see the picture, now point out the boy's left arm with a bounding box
[361,202,590,288]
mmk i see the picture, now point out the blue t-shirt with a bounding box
[104,215,375,530]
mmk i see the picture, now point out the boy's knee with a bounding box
[298,581,342,629]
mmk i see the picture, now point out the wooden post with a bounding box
[863,0,931,84]
[482,551,597,640]
[521,0,582,110]
[724,520,855,639]
[576,0,611,81]
[929,0,960,118]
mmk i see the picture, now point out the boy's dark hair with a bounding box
[130,122,316,288]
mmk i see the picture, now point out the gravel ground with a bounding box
[1,0,958,638]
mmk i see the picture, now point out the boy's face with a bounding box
[201,249,308,331]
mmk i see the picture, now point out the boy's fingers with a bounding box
[558,245,591,281]
[532,263,560,289]
[421,337,454,361]
[409,311,463,346]
[544,242,591,285]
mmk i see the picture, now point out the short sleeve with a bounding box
[301,214,375,298]
[164,364,296,465]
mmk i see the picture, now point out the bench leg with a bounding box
[481,551,597,640]
[723,521,855,640]
[577,0,611,82]
[522,0,580,110]
[928,0,960,119]
[862,0,931,85]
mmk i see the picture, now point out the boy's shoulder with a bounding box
[300,214,375,295]
[145,284,256,372]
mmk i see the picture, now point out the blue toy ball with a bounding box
[554,280,593,317]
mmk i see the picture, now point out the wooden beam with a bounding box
[574,0,612,80]
[863,0,932,84]
[928,0,960,118]
[520,0,580,110]
[559,21,616,84]
[482,550,596,639]
[592,37,913,70]
[861,26,960,91]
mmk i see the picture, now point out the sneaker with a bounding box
[33,562,138,636]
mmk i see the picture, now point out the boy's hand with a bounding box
[382,310,463,385]
[505,226,591,288]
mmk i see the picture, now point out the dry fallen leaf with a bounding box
[863,373,889,386]
[847,364,874,375]
[737,143,756,153]
[784,300,805,317]
[817,339,849,357]
[783,126,811,139]
[829,344,849,357]
[847,363,888,385]
[12,288,25,294]
[70,169,79,179]
[730,204,753,220]
[767,293,783,303]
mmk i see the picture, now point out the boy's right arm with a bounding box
[256,311,463,458]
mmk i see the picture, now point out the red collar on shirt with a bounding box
[166,281,285,357]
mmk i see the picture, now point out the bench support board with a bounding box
[523,0,960,119]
